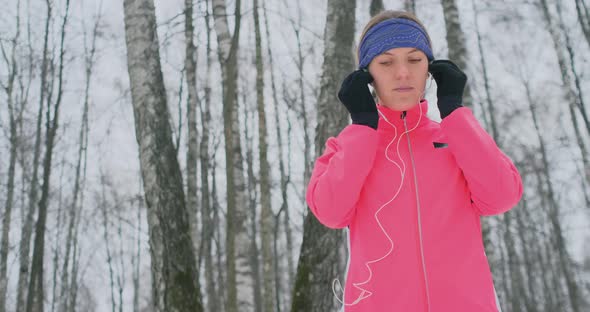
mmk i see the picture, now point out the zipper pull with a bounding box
[400,111,407,119]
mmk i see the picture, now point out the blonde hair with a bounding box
[356,10,433,65]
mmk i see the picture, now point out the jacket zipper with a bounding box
[402,112,432,312]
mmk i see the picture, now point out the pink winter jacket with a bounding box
[306,100,523,312]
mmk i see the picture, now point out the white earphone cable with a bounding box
[332,99,425,307]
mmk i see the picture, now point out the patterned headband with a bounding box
[358,18,433,69]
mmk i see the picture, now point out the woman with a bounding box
[306,10,523,312]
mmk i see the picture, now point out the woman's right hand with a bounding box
[337,69,379,129]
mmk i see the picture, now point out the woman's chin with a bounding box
[380,99,419,111]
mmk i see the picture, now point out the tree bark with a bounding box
[243,85,263,312]
[503,211,529,312]
[575,0,590,48]
[262,0,295,305]
[199,0,218,310]
[26,1,70,310]
[99,174,117,312]
[16,1,44,306]
[58,10,97,310]
[371,0,384,16]
[184,0,201,265]
[211,155,227,310]
[440,0,473,108]
[132,192,142,312]
[514,198,537,312]
[523,70,581,312]
[291,0,356,311]
[403,0,415,15]
[0,1,22,309]
[50,170,64,312]
[122,0,203,310]
[555,0,590,193]
[253,0,275,310]
[211,0,251,310]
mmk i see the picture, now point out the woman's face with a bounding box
[368,47,429,111]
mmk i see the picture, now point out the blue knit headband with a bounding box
[358,18,433,69]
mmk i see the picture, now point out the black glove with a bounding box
[428,60,467,119]
[337,69,378,129]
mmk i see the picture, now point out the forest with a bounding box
[0,0,588,311]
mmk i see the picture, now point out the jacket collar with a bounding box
[377,99,430,131]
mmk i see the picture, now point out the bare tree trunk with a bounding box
[16,1,43,307]
[122,0,203,310]
[298,41,312,189]
[0,1,22,309]
[50,166,65,312]
[523,74,581,312]
[253,0,275,310]
[539,0,590,138]
[494,223,510,311]
[471,0,498,142]
[198,0,218,310]
[291,0,355,311]
[68,221,81,312]
[470,1,505,279]
[132,191,142,312]
[211,0,251,310]
[199,0,218,310]
[440,0,473,108]
[115,194,125,312]
[503,211,529,312]
[532,166,558,311]
[403,0,415,14]
[514,198,537,312]
[56,164,75,312]
[99,174,117,312]
[58,9,98,310]
[68,66,90,312]
[184,0,201,264]
[27,1,70,310]
[243,85,263,312]
[262,0,295,304]
[540,10,590,302]
[575,0,590,48]
[210,152,227,311]
[371,0,384,16]
[555,0,590,193]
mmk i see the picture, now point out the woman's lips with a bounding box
[394,87,414,92]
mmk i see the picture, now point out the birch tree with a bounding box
[262,0,295,306]
[291,0,356,310]
[575,0,590,47]
[440,0,473,108]
[58,6,98,310]
[370,0,384,18]
[198,0,218,310]
[535,1,584,309]
[27,1,70,310]
[16,1,44,307]
[184,0,201,263]
[122,0,203,310]
[211,0,253,310]
[243,75,262,312]
[0,1,23,309]
[253,0,275,310]
[404,0,415,15]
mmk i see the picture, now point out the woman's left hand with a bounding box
[428,60,467,119]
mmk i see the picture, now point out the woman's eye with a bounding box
[379,61,392,65]
[409,59,423,63]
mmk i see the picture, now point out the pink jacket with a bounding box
[306,100,523,312]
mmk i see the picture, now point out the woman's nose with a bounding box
[395,63,410,79]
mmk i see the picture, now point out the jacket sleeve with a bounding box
[440,107,523,216]
[306,124,379,228]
